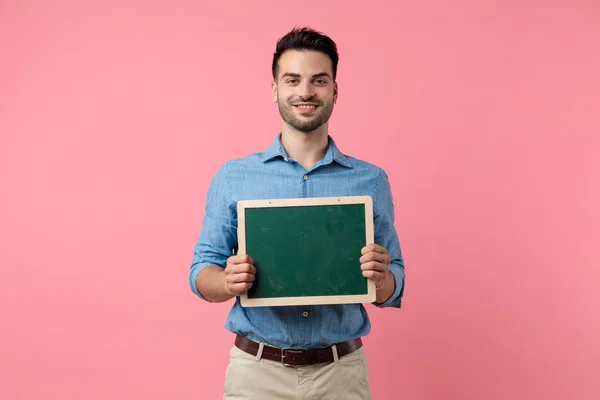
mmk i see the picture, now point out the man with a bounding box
[189,27,405,399]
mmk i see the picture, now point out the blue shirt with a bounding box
[189,134,405,349]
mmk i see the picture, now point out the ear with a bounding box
[271,80,278,103]
[334,81,339,104]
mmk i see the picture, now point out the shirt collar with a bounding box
[260,133,353,168]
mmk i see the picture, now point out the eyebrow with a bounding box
[280,72,332,81]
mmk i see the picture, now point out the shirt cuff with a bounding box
[189,263,222,301]
[372,262,404,308]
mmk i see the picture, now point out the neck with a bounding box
[280,124,329,171]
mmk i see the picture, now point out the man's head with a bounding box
[271,27,339,133]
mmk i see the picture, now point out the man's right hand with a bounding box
[223,254,256,296]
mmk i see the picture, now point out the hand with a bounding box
[360,244,391,289]
[223,254,256,296]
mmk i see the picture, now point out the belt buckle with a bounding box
[281,348,305,367]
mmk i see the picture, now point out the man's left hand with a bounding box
[360,243,391,289]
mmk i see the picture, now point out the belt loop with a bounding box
[255,342,265,362]
[331,344,339,363]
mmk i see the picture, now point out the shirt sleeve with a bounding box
[189,162,238,300]
[371,169,405,308]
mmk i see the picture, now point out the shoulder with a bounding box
[340,154,395,209]
[341,154,388,181]
[211,151,265,178]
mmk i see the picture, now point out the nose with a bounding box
[297,79,316,99]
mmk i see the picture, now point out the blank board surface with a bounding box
[237,196,375,307]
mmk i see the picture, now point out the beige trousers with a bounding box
[222,344,372,400]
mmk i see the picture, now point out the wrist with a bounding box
[376,271,390,290]
[221,270,233,296]
[374,270,395,304]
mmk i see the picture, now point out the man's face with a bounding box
[272,50,338,133]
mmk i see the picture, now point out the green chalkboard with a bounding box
[237,196,375,307]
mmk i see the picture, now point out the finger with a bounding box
[237,263,256,274]
[362,270,385,280]
[231,254,254,265]
[230,273,256,284]
[359,252,390,264]
[228,282,253,294]
[360,261,388,273]
[228,263,256,274]
[361,243,387,255]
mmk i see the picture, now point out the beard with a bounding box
[278,97,334,133]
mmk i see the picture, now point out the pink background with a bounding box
[1,1,599,399]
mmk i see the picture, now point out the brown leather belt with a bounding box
[234,334,363,366]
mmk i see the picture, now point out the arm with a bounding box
[189,163,254,302]
[375,270,396,304]
[360,243,397,304]
[196,266,232,303]
[371,169,405,308]
[196,255,256,303]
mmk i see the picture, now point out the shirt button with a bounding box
[303,175,308,181]
[302,311,309,317]
[284,157,288,162]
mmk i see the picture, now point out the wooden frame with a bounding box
[237,195,376,307]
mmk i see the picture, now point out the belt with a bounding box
[234,334,363,366]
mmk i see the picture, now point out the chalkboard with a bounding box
[237,196,376,307]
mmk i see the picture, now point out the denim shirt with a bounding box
[189,134,405,349]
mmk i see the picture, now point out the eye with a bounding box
[286,79,298,84]
[314,79,328,85]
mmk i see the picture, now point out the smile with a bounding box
[293,104,319,109]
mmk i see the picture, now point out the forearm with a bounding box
[196,266,234,303]
[375,270,395,304]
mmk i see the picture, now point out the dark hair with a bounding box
[272,26,339,80]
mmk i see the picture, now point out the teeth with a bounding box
[297,105,316,109]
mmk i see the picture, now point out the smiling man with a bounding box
[189,27,405,400]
